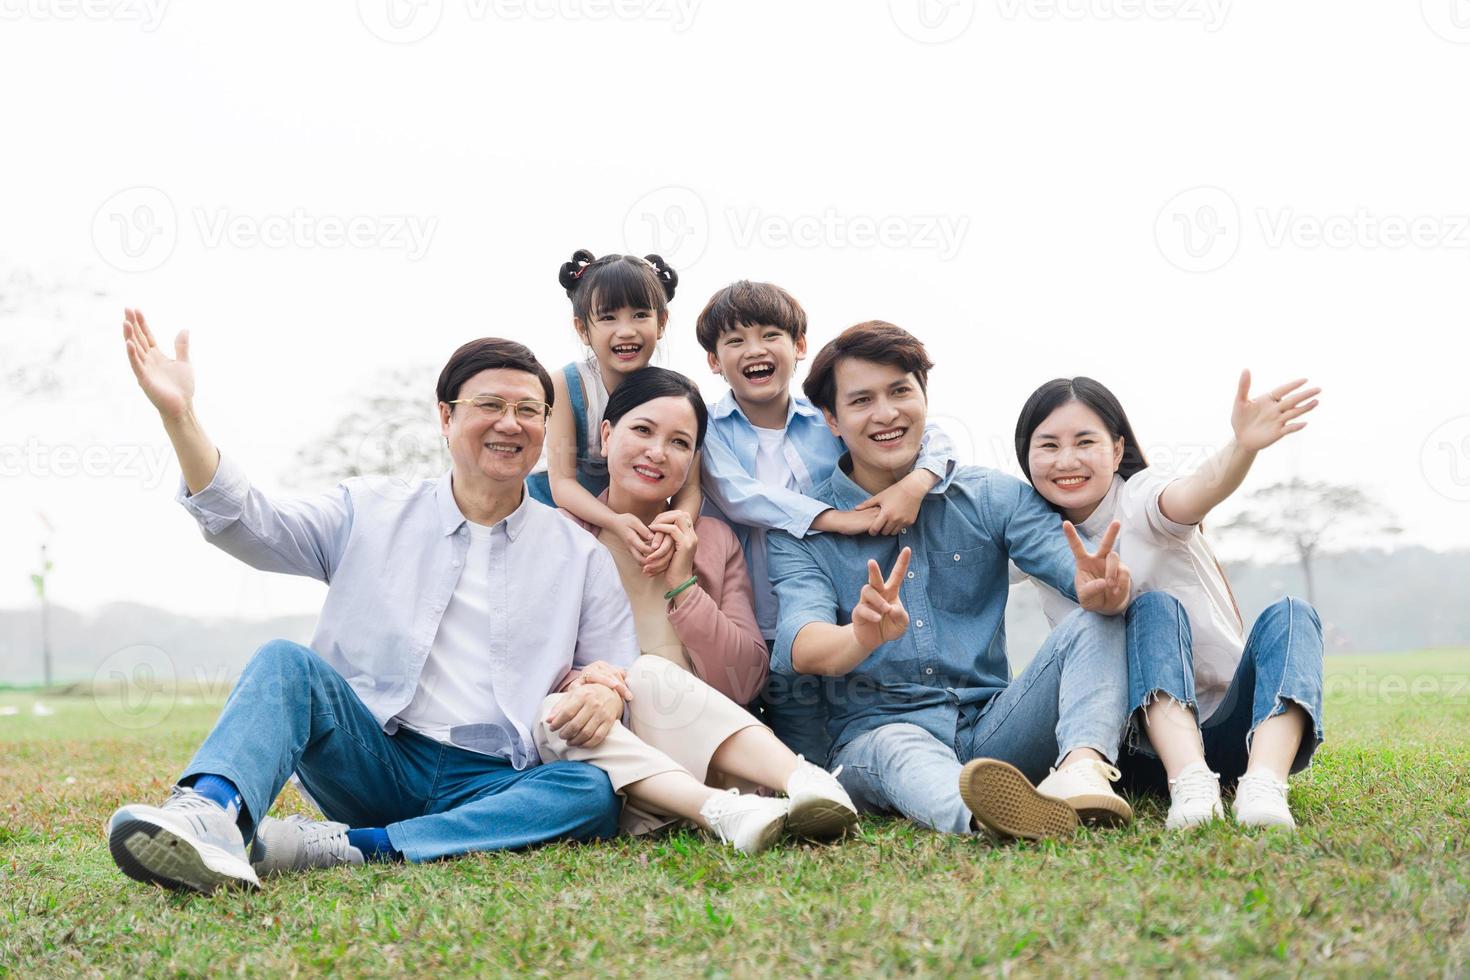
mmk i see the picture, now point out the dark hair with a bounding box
[1013,377,1148,486]
[802,320,933,417]
[602,367,709,450]
[436,338,554,409]
[557,249,678,333]
[694,280,807,353]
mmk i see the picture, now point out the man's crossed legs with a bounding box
[832,609,1133,838]
[107,640,618,893]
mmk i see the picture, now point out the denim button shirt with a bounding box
[177,454,639,769]
[767,461,1081,756]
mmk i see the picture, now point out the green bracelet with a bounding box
[664,575,699,601]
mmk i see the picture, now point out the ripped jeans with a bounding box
[1120,592,1325,794]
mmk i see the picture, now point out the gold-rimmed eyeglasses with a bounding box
[447,396,551,424]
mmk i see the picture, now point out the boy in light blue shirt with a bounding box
[696,281,957,762]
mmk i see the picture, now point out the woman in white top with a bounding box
[1013,372,1325,832]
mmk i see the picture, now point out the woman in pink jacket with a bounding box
[535,367,856,854]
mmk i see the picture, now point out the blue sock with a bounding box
[347,827,403,863]
[189,774,243,822]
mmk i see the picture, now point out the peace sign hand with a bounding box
[1065,520,1132,615]
[1231,370,1321,453]
[851,547,912,654]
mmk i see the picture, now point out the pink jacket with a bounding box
[561,498,769,705]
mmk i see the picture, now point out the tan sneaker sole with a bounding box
[958,759,1078,840]
[1064,792,1134,827]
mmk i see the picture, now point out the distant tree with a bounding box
[0,265,99,403]
[1217,479,1401,607]
[283,366,449,488]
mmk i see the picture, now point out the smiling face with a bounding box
[600,395,700,508]
[707,321,806,410]
[1026,399,1125,521]
[438,368,548,485]
[575,302,665,383]
[822,357,927,492]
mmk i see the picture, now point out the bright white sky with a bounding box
[2,0,1468,618]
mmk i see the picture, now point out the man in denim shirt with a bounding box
[695,280,958,764]
[768,321,1137,839]
[105,311,633,894]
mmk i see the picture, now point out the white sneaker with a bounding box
[1165,762,1224,830]
[107,786,261,893]
[785,757,858,842]
[249,815,366,877]
[1035,759,1134,826]
[698,789,790,854]
[1233,772,1296,830]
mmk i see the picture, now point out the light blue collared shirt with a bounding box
[766,461,1081,757]
[700,391,958,639]
[177,454,639,769]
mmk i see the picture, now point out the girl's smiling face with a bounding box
[1027,399,1125,521]
[576,302,665,382]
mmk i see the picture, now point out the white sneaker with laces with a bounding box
[784,757,858,841]
[1233,772,1296,830]
[1035,759,1134,826]
[107,786,261,893]
[249,815,366,877]
[1165,762,1224,830]
[698,789,790,854]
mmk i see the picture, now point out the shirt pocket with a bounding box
[925,545,993,615]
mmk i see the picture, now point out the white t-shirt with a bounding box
[748,425,802,638]
[394,520,519,756]
[1021,469,1246,720]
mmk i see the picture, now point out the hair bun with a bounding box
[643,254,678,301]
[558,249,597,296]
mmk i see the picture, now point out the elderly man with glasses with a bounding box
[106,310,636,894]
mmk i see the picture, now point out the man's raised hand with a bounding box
[852,547,912,653]
[1065,520,1132,615]
[122,308,194,420]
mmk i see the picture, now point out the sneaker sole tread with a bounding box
[958,759,1078,841]
[108,817,260,894]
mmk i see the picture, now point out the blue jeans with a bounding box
[758,656,835,765]
[180,640,619,862]
[1120,592,1325,794]
[831,609,1128,835]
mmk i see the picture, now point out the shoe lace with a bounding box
[162,785,224,814]
[283,815,354,865]
[1074,760,1122,789]
[793,755,844,783]
[702,788,744,843]
[1236,772,1289,803]
[1168,767,1220,804]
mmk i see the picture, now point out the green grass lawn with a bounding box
[3,651,1468,977]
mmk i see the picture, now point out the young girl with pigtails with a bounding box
[527,249,700,572]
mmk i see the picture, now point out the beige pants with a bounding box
[534,654,764,836]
